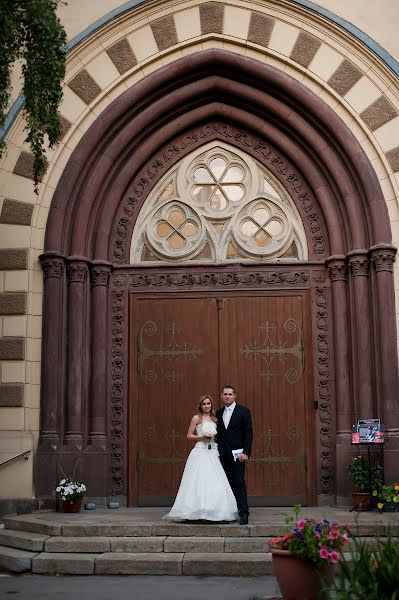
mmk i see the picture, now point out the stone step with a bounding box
[0,528,49,552]
[40,535,270,553]
[4,515,393,538]
[0,545,38,573]
[31,551,273,576]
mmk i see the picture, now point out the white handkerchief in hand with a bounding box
[232,448,244,461]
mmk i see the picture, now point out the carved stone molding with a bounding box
[113,121,327,263]
[370,244,397,273]
[91,262,112,286]
[326,255,347,282]
[348,251,369,277]
[40,253,64,279]
[128,270,310,290]
[110,273,127,496]
[67,260,89,283]
[314,285,334,495]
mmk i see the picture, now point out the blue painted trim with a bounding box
[2,0,399,142]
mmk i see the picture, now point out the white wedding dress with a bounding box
[162,421,238,522]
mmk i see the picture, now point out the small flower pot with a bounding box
[271,549,336,600]
[62,498,82,513]
[351,491,371,511]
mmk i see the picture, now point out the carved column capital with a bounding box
[326,255,347,282]
[347,250,369,277]
[67,256,89,283]
[370,244,397,273]
[40,252,65,279]
[90,261,112,286]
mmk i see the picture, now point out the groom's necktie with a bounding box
[223,406,232,428]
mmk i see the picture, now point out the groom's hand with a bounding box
[239,453,249,462]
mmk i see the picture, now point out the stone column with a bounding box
[326,255,352,500]
[64,256,89,450]
[38,251,65,450]
[347,250,374,419]
[88,261,112,448]
[370,244,399,481]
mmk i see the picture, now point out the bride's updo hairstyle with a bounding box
[196,395,218,423]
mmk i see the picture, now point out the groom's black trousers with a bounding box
[220,458,249,517]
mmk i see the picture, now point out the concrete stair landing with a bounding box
[0,507,397,575]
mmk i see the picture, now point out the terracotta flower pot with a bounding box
[351,491,371,511]
[271,549,336,600]
[62,497,82,513]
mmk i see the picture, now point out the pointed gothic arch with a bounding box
[37,49,398,504]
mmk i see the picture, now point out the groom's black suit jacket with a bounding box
[216,403,253,461]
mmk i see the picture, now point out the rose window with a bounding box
[131,144,307,263]
[191,157,245,212]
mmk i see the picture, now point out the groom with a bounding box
[216,385,253,525]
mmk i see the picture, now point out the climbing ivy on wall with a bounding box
[0,0,67,191]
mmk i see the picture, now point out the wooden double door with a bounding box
[129,292,314,506]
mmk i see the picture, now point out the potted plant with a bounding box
[327,529,399,598]
[347,456,383,510]
[372,482,399,512]
[268,505,351,600]
[56,476,86,513]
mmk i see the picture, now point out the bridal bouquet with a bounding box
[201,421,217,437]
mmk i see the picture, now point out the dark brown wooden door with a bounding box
[219,295,312,505]
[129,292,313,506]
[129,295,219,505]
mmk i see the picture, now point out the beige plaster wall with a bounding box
[1,0,399,500]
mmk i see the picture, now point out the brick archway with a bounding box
[37,49,398,504]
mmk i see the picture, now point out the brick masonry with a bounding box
[68,70,102,105]
[151,16,178,51]
[0,338,25,361]
[106,39,137,75]
[0,383,24,407]
[200,2,224,35]
[0,200,34,226]
[247,12,275,48]
[0,249,28,270]
[290,31,321,68]
[0,293,26,315]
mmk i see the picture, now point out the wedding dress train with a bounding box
[162,421,238,522]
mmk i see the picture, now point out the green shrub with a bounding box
[327,530,399,599]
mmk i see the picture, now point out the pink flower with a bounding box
[296,519,306,529]
[329,551,340,564]
[328,529,340,539]
[319,547,329,560]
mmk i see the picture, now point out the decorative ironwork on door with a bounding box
[138,320,203,384]
[240,318,303,383]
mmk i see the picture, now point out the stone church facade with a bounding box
[1,0,398,510]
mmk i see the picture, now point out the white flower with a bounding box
[201,421,217,436]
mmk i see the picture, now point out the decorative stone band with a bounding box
[326,255,347,282]
[370,243,397,272]
[347,249,369,277]
[90,261,112,286]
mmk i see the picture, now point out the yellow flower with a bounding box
[393,496,399,503]
[377,502,384,510]
[395,484,399,491]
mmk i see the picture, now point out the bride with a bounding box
[163,395,238,522]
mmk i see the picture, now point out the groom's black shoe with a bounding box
[239,514,248,525]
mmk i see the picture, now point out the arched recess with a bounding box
[37,49,398,505]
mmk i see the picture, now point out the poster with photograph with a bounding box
[351,419,384,444]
